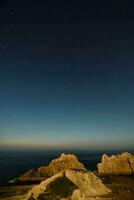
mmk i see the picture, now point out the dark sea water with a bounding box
[0,149,134,185]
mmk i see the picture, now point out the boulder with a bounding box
[25,171,71,200]
[97,152,134,175]
[120,152,134,172]
[66,169,111,198]
[19,153,85,182]
[25,169,111,200]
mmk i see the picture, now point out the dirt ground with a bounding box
[100,175,134,200]
[0,175,134,200]
[0,185,33,200]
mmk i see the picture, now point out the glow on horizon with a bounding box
[1,1,134,153]
[1,136,134,150]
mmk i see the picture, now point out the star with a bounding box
[45,16,48,20]
[10,11,14,16]
[64,23,68,32]
[64,27,68,31]
[39,16,43,20]
[41,43,47,48]
[1,45,7,50]
[10,24,15,29]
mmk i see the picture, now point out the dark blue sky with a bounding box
[0,1,134,149]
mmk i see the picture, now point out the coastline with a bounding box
[0,151,134,199]
[0,149,134,186]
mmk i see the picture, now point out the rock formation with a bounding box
[25,169,111,200]
[66,170,111,198]
[97,152,134,175]
[19,153,85,182]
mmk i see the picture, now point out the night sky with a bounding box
[0,1,134,150]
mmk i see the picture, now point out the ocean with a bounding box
[0,149,134,185]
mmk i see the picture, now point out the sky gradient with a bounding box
[0,1,134,150]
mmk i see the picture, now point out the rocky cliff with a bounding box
[25,169,111,200]
[97,152,134,175]
[19,153,85,182]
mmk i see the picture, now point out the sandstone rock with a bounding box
[19,169,44,182]
[19,153,85,182]
[25,171,76,200]
[97,152,134,175]
[26,171,65,199]
[66,170,111,198]
[120,152,134,172]
[71,189,81,200]
[25,169,111,200]
[48,153,85,175]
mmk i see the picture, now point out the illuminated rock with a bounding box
[19,153,85,182]
[97,152,134,175]
[25,169,111,200]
